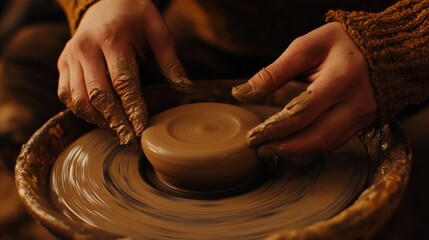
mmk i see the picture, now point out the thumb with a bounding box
[232,63,285,102]
[232,35,328,102]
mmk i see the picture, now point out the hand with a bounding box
[57,0,194,149]
[232,22,377,156]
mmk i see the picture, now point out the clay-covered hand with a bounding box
[232,22,377,156]
[57,0,194,149]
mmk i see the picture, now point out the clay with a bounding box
[231,82,254,102]
[141,102,262,192]
[160,57,196,94]
[112,55,147,139]
[247,90,312,146]
[49,104,372,240]
[15,80,412,240]
[89,88,137,148]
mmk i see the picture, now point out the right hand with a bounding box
[232,22,377,156]
[57,0,194,150]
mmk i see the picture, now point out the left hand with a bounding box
[232,22,377,156]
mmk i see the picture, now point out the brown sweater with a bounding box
[326,0,429,126]
[58,0,429,126]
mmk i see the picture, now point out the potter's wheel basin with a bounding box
[15,80,411,239]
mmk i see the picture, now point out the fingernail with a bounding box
[247,130,266,146]
[170,76,195,94]
[117,127,134,145]
[257,145,277,157]
[118,129,140,151]
[232,82,253,102]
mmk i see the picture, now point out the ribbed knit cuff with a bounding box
[326,0,429,127]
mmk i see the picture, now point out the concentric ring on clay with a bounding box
[50,105,371,240]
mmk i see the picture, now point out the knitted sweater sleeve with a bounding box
[57,0,99,34]
[326,0,429,127]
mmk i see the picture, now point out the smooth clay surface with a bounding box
[49,104,372,240]
[141,102,262,192]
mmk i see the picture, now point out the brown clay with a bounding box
[247,90,312,146]
[49,104,371,239]
[141,102,262,192]
[15,80,412,240]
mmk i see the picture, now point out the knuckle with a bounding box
[155,24,172,39]
[89,88,113,109]
[89,88,104,106]
[57,52,68,69]
[111,57,139,92]
[288,34,324,62]
[57,88,69,105]
[256,66,277,89]
[86,77,97,89]
[289,35,308,51]
[97,21,123,47]
[112,74,135,92]
[72,103,95,124]
[72,34,92,54]
[71,95,88,113]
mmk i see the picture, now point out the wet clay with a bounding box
[50,104,372,240]
[112,55,148,137]
[141,103,262,192]
[247,90,312,146]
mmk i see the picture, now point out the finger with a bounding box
[74,45,131,138]
[246,90,313,146]
[57,58,71,107]
[144,8,195,94]
[69,37,138,148]
[232,30,330,102]
[58,47,99,125]
[74,47,137,149]
[68,66,106,126]
[67,59,94,122]
[102,46,148,139]
[247,72,346,147]
[62,54,108,129]
[256,102,375,157]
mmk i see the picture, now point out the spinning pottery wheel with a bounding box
[15,80,411,239]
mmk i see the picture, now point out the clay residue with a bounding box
[284,90,311,115]
[49,124,370,239]
[112,55,148,138]
[231,82,253,102]
[89,88,137,149]
[247,90,312,146]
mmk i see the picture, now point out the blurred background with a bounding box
[0,0,427,239]
[0,0,62,239]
